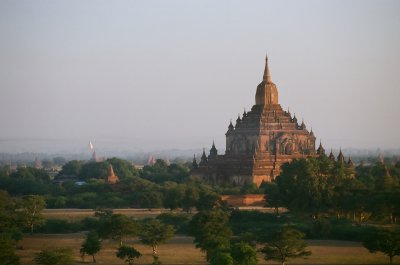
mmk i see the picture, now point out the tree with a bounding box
[0,239,20,265]
[139,219,175,255]
[182,185,199,213]
[79,162,109,180]
[106,157,138,179]
[264,182,283,215]
[41,160,54,169]
[363,228,400,264]
[116,245,141,265]
[230,241,258,265]
[52,157,67,166]
[57,160,82,177]
[259,227,311,265]
[209,251,234,265]
[196,189,221,211]
[163,183,185,210]
[276,158,328,218]
[150,255,162,265]
[80,231,101,263]
[19,195,46,234]
[34,248,73,265]
[188,208,232,261]
[0,190,23,250]
[97,214,138,246]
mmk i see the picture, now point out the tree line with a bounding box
[265,154,400,223]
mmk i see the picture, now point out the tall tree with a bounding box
[139,219,175,255]
[188,208,232,261]
[97,214,138,246]
[116,245,141,265]
[209,251,234,265]
[182,185,199,213]
[80,231,101,263]
[0,239,20,265]
[163,183,185,210]
[19,195,46,234]
[230,241,258,265]
[259,227,311,265]
[264,182,283,215]
[363,228,400,265]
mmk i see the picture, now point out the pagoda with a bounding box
[192,56,318,186]
[107,165,120,185]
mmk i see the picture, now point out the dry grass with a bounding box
[17,234,392,265]
[43,208,176,221]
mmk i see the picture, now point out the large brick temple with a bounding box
[191,56,324,186]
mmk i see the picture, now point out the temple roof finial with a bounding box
[263,54,272,83]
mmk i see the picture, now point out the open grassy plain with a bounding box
[17,233,391,265]
[31,209,395,264]
[43,208,173,221]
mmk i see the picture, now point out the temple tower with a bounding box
[255,55,279,105]
[192,55,318,186]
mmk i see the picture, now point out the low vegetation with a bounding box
[0,155,399,264]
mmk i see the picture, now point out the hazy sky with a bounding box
[0,0,399,153]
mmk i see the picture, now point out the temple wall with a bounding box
[221,194,265,207]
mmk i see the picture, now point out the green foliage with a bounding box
[189,208,232,261]
[0,190,19,233]
[163,183,185,210]
[116,245,141,265]
[209,251,234,265]
[138,219,175,254]
[106,157,139,179]
[182,185,200,213]
[273,156,400,224]
[0,239,20,265]
[259,227,311,265]
[264,182,283,215]
[140,160,190,183]
[58,160,82,177]
[240,182,260,194]
[80,231,101,263]
[0,176,53,195]
[276,158,330,217]
[229,210,287,237]
[37,219,81,233]
[19,195,46,233]
[363,228,400,264]
[10,167,50,182]
[34,248,73,265]
[97,213,138,246]
[230,241,258,265]
[156,212,190,234]
[310,218,332,239]
[52,157,67,166]
[0,168,53,195]
[45,195,67,208]
[196,189,221,211]
[79,162,109,180]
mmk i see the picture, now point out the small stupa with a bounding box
[107,165,120,185]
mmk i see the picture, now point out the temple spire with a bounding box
[263,54,272,83]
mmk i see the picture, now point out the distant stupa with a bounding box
[107,165,119,185]
[91,150,99,162]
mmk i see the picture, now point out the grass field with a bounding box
[17,233,391,265]
[34,209,395,264]
[43,208,174,221]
